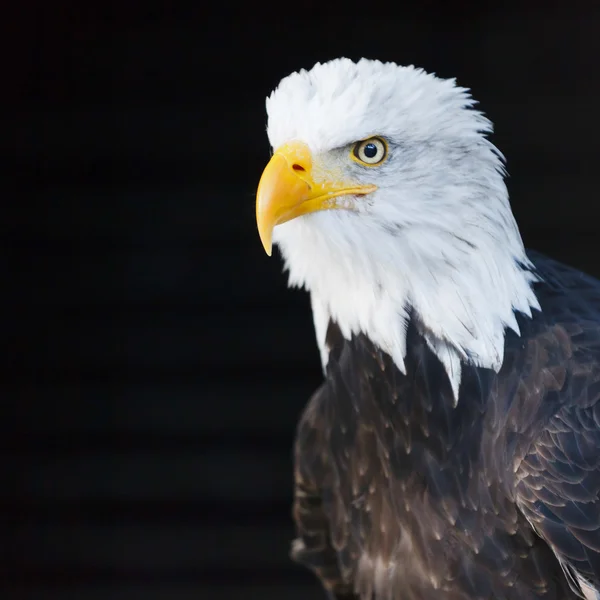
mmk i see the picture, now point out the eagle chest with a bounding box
[302,365,529,598]
[292,323,585,598]
[324,413,474,589]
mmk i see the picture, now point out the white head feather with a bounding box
[265,58,540,399]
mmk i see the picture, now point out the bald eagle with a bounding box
[255,58,600,600]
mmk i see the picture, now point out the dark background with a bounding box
[5,4,600,600]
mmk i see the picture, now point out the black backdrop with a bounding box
[5,4,600,600]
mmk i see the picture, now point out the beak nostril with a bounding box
[292,164,306,172]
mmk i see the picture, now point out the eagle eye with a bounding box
[351,137,388,166]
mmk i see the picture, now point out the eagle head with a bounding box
[256,58,539,397]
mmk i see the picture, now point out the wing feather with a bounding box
[516,322,600,593]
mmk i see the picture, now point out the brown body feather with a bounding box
[291,252,600,599]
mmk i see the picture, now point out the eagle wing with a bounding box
[515,319,600,596]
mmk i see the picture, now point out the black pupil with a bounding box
[363,142,378,159]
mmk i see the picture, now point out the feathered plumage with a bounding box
[255,58,600,599]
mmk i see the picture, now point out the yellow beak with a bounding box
[255,141,377,255]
